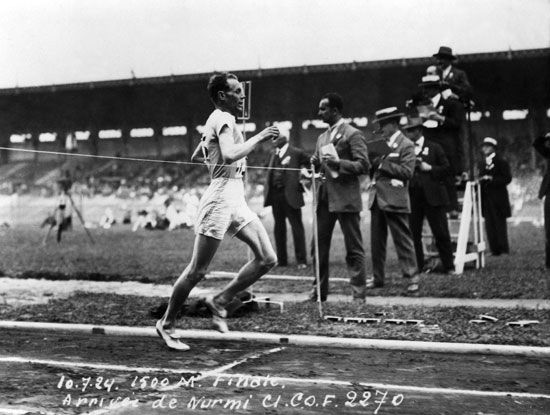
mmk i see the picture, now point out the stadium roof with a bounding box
[0,48,547,96]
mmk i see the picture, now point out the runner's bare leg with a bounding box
[214,219,277,306]
[160,234,221,329]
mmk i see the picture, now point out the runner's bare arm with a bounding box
[219,125,279,164]
[190,142,205,163]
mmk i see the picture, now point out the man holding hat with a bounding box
[419,73,466,217]
[433,46,472,102]
[403,117,455,274]
[368,107,419,293]
[478,137,512,256]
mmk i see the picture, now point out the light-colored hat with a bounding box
[373,107,404,124]
[482,137,498,147]
[419,74,448,89]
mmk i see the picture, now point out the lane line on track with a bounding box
[0,409,56,415]
[0,356,203,375]
[157,346,285,392]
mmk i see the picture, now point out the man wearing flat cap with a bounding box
[433,46,472,102]
[403,117,455,274]
[368,107,419,293]
[478,137,512,256]
[419,74,466,217]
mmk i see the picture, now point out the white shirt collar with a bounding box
[388,130,401,147]
[442,65,452,79]
[414,136,425,155]
[431,93,441,108]
[329,118,345,140]
[278,142,289,158]
[485,152,496,164]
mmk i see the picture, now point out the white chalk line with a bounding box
[0,409,56,415]
[0,356,202,375]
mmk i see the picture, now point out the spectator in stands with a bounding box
[263,130,310,269]
[533,132,550,268]
[310,92,370,302]
[432,46,472,102]
[419,74,466,217]
[367,107,419,293]
[403,117,455,274]
[156,72,280,350]
[478,137,512,256]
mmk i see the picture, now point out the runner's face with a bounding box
[222,78,245,115]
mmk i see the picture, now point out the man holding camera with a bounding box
[310,92,370,302]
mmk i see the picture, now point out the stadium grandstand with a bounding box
[0,48,548,198]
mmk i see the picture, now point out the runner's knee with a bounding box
[258,253,277,271]
[185,267,208,284]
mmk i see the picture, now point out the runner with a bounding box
[156,72,280,350]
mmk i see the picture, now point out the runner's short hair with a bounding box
[207,72,238,104]
[321,92,344,113]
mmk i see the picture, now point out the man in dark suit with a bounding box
[478,137,512,256]
[368,107,419,293]
[264,130,310,268]
[403,117,455,274]
[533,132,550,268]
[310,92,370,302]
[433,46,472,102]
[419,74,466,215]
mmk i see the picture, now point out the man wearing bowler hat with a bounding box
[368,107,419,293]
[478,137,512,256]
[403,116,455,274]
[433,46,472,102]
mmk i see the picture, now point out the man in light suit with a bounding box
[403,117,455,274]
[310,92,370,302]
[264,130,310,268]
[368,107,419,293]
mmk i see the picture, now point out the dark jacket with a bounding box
[314,122,370,212]
[264,145,310,209]
[441,66,472,101]
[409,138,450,207]
[533,135,550,198]
[478,154,512,218]
[423,95,465,174]
[369,132,416,213]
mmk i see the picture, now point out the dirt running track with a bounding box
[0,329,549,414]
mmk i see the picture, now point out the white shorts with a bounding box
[195,178,258,240]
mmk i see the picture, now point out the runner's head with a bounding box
[207,72,244,116]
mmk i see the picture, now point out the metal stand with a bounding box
[43,191,94,245]
[310,163,324,318]
[454,181,485,274]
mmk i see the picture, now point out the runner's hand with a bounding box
[259,126,280,142]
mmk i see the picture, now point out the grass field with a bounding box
[1,195,548,299]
